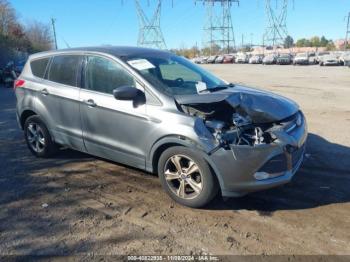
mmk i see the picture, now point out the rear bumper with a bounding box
[207,115,308,197]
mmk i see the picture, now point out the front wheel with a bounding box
[24,115,58,158]
[158,146,219,208]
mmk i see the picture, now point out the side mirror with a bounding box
[113,86,140,100]
[113,86,146,107]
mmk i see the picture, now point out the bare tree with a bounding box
[25,21,53,52]
[0,0,16,35]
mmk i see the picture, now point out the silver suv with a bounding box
[15,47,307,208]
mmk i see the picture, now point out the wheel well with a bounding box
[151,142,222,194]
[152,143,183,174]
[20,110,37,129]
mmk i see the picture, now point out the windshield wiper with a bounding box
[199,83,235,93]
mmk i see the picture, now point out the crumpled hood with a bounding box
[175,85,299,123]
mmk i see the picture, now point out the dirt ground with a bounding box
[0,64,349,257]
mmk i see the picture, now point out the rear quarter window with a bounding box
[48,55,82,87]
[30,58,50,78]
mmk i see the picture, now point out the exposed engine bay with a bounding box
[181,102,273,146]
[175,85,302,147]
[179,100,301,147]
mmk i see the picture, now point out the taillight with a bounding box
[14,79,25,89]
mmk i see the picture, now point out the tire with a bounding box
[24,115,58,158]
[158,146,219,208]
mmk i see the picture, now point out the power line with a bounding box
[134,0,167,49]
[263,0,290,48]
[195,0,239,55]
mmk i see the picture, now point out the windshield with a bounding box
[123,53,227,96]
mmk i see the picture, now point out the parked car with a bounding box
[207,55,217,64]
[15,46,307,208]
[2,61,19,88]
[262,54,277,65]
[308,53,317,65]
[223,55,235,64]
[191,57,198,64]
[293,53,309,65]
[316,52,330,64]
[339,52,350,66]
[214,55,224,64]
[235,53,249,63]
[276,54,292,65]
[319,54,340,66]
[201,56,209,64]
[249,55,263,64]
[14,60,26,74]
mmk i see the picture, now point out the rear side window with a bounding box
[48,55,82,87]
[30,58,49,78]
[85,56,135,94]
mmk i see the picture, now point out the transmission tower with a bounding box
[263,0,289,48]
[196,0,239,55]
[134,0,167,49]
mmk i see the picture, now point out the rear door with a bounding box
[36,54,85,151]
[79,54,150,169]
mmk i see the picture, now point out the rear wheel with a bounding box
[24,115,58,158]
[158,146,218,208]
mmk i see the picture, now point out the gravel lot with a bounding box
[0,64,349,257]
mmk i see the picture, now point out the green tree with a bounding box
[296,38,306,47]
[325,41,336,51]
[320,36,329,47]
[310,36,321,47]
[284,35,294,48]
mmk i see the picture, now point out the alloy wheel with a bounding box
[163,154,203,199]
[26,123,46,153]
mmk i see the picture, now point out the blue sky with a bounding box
[10,0,350,49]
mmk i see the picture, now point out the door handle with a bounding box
[40,89,49,96]
[83,99,97,107]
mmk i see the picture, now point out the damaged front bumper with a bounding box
[206,114,308,197]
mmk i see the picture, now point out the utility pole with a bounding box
[345,12,350,51]
[250,33,253,49]
[51,18,58,50]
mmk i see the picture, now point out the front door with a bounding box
[80,55,150,169]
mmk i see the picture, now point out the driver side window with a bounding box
[85,56,135,94]
[159,63,201,82]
